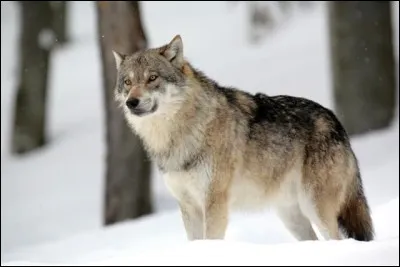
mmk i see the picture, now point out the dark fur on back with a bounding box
[190,64,349,146]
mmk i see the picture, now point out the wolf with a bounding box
[112,35,374,242]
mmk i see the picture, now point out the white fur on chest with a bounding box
[125,108,205,172]
[163,167,211,207]
[126,112,172,152]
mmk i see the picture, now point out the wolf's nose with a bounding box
[126,98,140,109]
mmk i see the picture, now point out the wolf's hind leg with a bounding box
[297,186,343,240]
[276,203,318,241]
[307,201,342,240]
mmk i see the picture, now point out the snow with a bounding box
[1,198,399,266]
[1,197,399,266]
[4,239,400,266]
[1,1,399,266]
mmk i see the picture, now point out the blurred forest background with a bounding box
[1,0,399,257]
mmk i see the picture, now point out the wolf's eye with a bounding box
[124,79,132,86]
[148,75,158,82]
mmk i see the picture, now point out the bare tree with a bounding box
[11,1,53,154]
[96,1,152,226]
[231,1,315,44]
[247,1,275,43]
[328,1,396,136]
[50,1,68,45]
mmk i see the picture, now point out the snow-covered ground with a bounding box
[1,1,399,265]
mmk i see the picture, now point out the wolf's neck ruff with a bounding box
[125,72,216,173]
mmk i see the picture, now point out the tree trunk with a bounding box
[247,2,275,44]
[11,1,53,154]
[96,1,152,226]
[50,1,68,45]
[328,1,396,136]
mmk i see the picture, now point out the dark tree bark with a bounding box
[328,1,396,136]
[50,1,68,45]
[11,1,53,154]
[96,1,152,226]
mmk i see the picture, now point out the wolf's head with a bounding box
[113,35,191,118]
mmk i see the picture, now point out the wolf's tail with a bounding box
[337,170,374,241]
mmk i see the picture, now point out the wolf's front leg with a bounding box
[179,198,203,240]
[204,191,229,239]
[201,158,233,239]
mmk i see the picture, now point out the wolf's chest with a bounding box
[163,168,211,207]
[153,134,205,173]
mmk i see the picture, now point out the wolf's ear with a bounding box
[112,50,125,70]
[160,35,184,68]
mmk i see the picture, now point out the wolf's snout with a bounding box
[126,98,140,110]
